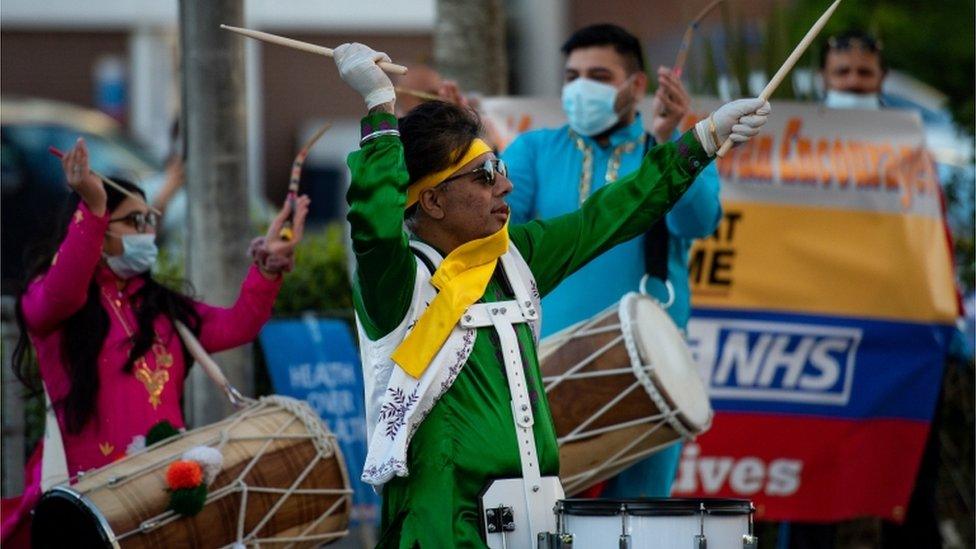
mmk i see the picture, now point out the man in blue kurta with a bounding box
[502,24,721,498]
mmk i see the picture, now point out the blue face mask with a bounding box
[824,90,880,110]
[106,234,158,279]
[562,77,624,137]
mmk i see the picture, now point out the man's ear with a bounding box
[632,71,648,97]
[418,188,446,220]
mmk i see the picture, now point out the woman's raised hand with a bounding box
[61,138,107,216]
[250,194,311,278]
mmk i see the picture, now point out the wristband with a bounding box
[360,129,400,146]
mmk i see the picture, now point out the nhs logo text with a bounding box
[687,319,861,405]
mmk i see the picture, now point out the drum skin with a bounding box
[33,397,350,548]
[541,294,707,495]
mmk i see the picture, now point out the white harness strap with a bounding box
[462,299,548,540]
[413,242,550,534]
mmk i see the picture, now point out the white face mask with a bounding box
[105,233,158,279]
[824,90,881,110]
[562,77,629,136]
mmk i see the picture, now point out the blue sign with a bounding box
[259,316,379,525]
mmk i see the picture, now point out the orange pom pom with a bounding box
[166,460,203,489]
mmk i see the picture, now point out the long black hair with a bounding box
[11,179,201,434]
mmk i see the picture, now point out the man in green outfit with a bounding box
[331,42,770,547]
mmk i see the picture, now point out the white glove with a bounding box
[694,98,771,156]
[333,43,396,110]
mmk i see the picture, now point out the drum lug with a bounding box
[537,532,573,548]
[742,534,759,549]
[695,501,707,548]
[619,534,631,548]
[140,517,162,533]
[485,505,516,534]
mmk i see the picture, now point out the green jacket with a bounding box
[346,112,710,548]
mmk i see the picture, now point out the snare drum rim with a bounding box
[37,485,121,549]
[558,497,753,517]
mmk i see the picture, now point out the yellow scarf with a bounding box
[391,222,509,378]
[393,138,506,378]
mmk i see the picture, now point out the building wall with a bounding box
[259,32,433,201]
[569,0,789,74]
[0,29,434,203]
[1,30,129,114]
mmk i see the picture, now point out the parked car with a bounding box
[1,97,165,294]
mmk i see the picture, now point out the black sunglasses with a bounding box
[439,158,508,188]
[109,211,159,233]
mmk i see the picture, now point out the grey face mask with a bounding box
[105,233,158,279]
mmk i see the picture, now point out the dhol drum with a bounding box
[546,498,758,548]
[540,292,713,495]
[32,395,352,548]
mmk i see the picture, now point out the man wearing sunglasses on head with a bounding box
[330,41,769,546]
[816,29,969,549]
[820,30,887,110]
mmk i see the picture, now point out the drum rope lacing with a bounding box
[89,396,353,547]
[542,294,708,495]
[562,420,680,494]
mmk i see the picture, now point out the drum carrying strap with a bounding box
[462,303,549,536]
[461,252,548,540]
[40,383,69,491]
[641,134,670,286]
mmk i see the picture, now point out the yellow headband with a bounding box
[406,138,493,208]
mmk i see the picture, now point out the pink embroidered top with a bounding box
[20,202,282,475]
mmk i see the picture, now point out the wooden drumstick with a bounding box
[220,25,408,76]
[48,146,163,216]
[279,121,331,241]
[395,86,442,102]
[673,0,724,78]
[715,0,842,157]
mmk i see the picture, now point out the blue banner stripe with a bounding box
[688,307,951,421]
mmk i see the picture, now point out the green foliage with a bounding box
[721,2,751,98]
[273,224,353,316]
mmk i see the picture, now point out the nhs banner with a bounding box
[259,316,380,526]
[479,97,960,522]
[690,318,861,406]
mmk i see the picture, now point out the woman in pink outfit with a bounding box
[0,138,311,546]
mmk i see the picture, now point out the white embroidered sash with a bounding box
[357,241,541,487]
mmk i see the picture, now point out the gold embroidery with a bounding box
[74,210,84,224]
[571,129,646,206]
[99,441,115,456]
[135,361,170,409]
[153,343,174,368]
[101,288,175,409]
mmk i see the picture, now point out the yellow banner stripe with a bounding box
[690,202,958,324]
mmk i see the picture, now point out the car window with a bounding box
[2,124,160,188]
[0,137,27,194]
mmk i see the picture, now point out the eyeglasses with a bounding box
[826,35,883,53]
[109,210,159,233]
[439,158,508,188]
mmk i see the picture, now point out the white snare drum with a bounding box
[542,498,758,549]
